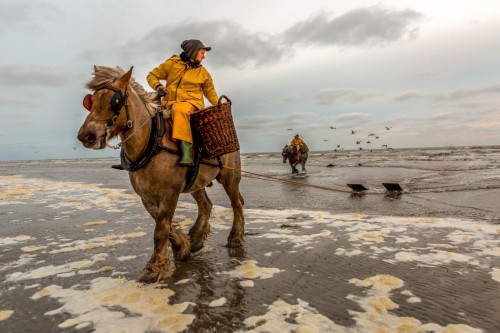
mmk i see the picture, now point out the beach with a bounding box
[1,146,499,332]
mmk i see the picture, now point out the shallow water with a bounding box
[0,146,499,332]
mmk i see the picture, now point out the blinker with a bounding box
[83,94,92,111]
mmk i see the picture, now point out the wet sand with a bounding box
[1,148,499,332]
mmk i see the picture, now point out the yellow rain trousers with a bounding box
[171,102,197,143]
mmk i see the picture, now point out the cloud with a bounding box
[394,83,500,102]
[237,111,376,134]
[255,94,300,109]
[282,6,423,47]
[0,64,71,86]
[238,112,318,131]
[313,88,377,105]
[0,0,60,35]
[118,19,289,68]
[115,6,422,69]
[0,97,39,108]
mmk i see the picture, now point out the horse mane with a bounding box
[85,66,158,114]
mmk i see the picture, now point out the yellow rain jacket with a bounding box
[147,55,219,143]
[290,137,305,152]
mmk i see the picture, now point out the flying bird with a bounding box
[329,126,336,129]
[351,130,356,134]
[323,139,329,142]
[366,141,371,144]
[356,140,362,145]
[385,126,392,130]
[368,133,376,137]
[287,128,294,131]
[382,144,388,148]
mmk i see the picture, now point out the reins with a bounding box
[106,90,160,150]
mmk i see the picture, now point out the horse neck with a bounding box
[119,91,153,160]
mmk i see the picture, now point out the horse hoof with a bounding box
[138,271,160,284]
[172,244,191,261]
[190,242,204,253]
[175,249,191,261]
[227,238,244,248]
[139,260,173,283]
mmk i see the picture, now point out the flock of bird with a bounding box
[287,125,393,151]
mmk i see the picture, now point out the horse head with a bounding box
[282,145,291,163]
[77,66,134,149]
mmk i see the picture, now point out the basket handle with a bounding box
[218,95,231,105]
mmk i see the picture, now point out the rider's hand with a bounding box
[156,86,166,98]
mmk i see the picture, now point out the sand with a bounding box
[0,148,499,332]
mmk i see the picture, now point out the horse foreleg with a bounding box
[219,172,245,248]
[139,196,181,283]
[188,188,212,253]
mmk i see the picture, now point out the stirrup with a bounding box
[179,161,194,167]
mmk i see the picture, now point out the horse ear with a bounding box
[117,66,134,88]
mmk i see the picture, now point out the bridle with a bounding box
[83,85,133,129]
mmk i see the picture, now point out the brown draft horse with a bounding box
[282,145,308,174]
[77,66,245,283]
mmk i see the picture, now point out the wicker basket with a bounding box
[191,95,240,159]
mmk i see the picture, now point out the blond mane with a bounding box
[85,66,158,114]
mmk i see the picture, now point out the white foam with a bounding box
[6,253,108,281]
[0,235,33,246]
[208,297,226,307]
[224,260,281,280]
[33,277,195,332]
[491,267,500,283]
[0,310,14,321]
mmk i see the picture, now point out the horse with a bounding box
[77,66,245,283]
[282,145,308,174]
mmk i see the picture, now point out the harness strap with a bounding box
[121,111,172,171]
[182,155,201,193]
[120,110,223,194]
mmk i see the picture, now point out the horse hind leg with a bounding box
[170,224,191,261]
[218,171,245,248]
[188,188,212,253]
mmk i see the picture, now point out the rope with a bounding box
[223,166,367,195]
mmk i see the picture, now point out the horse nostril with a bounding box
[78,131,95,144]
[86,133,96,144]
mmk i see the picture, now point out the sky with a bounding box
[1,0,499,161]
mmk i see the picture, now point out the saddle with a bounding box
[118,109,223,193]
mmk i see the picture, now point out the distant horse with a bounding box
[282,145,308,174]
[77,66,245,283]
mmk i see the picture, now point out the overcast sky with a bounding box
[1,0,499,161]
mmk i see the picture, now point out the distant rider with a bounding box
[290,134,305,155]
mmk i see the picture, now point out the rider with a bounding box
[290,134,305,155]
[146,39,219,166]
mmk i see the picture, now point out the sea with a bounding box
[0,146,499,332]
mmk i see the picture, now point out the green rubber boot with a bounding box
[179,141,194,166]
